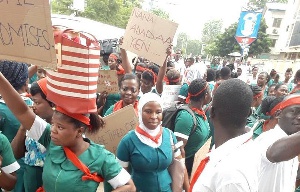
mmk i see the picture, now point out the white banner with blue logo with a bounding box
[235,11,262,38]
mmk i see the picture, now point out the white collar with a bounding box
[209,131,253,164]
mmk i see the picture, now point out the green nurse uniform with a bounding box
[117,128,176,192]
[28,117,130,192]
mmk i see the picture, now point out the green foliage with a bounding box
[248,19,271,55]
[201,19,223,44]
[205,19,271,57]
[248,0,288,10]
[186,40,202,56]
[174,32,189,53]
[151,8,170,19]
[51,0,141,29]
[51,0,73,15]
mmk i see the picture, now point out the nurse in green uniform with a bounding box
[105,73,140,116]
[257,71,271,98]
[174,79,211,177]
[0,60,33,192]
[252,96,284,139]
[11,78,54,192]
[0,133,20,191]
[117,92,184,192]
[178,83,189,103]
[0,71,136,192]
[247,85,263,128]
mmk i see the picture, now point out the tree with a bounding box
[186,40,202,56]
[151,8,170,19]
[248,19,272,56]
[51,0,141,29]
[248,0,288,10]
[51,0,73,15]
[174,32,189,54]
[201,19,223,44]
[205,19,271,57]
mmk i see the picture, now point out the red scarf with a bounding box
[136,126,163,144]
[189,156,210,192]
[113,100,139,115]
[36,147,104,192]
[189,137,252,192]
[191,107,207,120]
[63,147,104,182]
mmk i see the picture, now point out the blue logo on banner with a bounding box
[235,11,262,38]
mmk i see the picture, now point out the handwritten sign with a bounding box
[97,70,119,94]
[86,105,138,154]
[121,8,178,66]
[0,1,56,69]
[161,85,181,109]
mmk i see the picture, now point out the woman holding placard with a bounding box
[0,63,136,192]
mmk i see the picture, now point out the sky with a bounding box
[143,0,249,40]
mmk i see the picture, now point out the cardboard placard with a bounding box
[191,138,211,179]
[97,70,119,94]
[121,7,178,66]
[161,85,181,109]
[0,1,56,69]
[86,105,138,154]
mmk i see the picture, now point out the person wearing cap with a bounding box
[254,93,300,192]
[11,78,54,192]
[174,79,211,178]
[0,68,135,191]
[0,60,33,192]
[0,132,20,191]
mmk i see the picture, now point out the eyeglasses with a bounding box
[121,87,138,93]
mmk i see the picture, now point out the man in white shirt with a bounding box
[173,50,186,84]
[190,79,259,192]
[184,57,205,85]
[254,93,300,192]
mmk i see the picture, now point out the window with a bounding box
[273,18,282,28]
[271,39,277,47]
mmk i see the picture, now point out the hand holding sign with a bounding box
[121,8,178,66]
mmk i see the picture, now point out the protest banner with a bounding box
[191,138,211,178]
[161,85,181,109]
[121,7,178,66]
[86,104,138,154]
[0,1,56,69]
[97,70,119,94]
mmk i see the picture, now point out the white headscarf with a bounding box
[136,92,164,147]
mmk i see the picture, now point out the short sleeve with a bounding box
[37,124,51,149]
[174,110,194,140]
[0,133,20,173]
[178,83,189,99]
[27,115,48,141]
[169,130,181,157]
[104,105,114,116]
[100,150,131,189]
[116,135,131,167]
